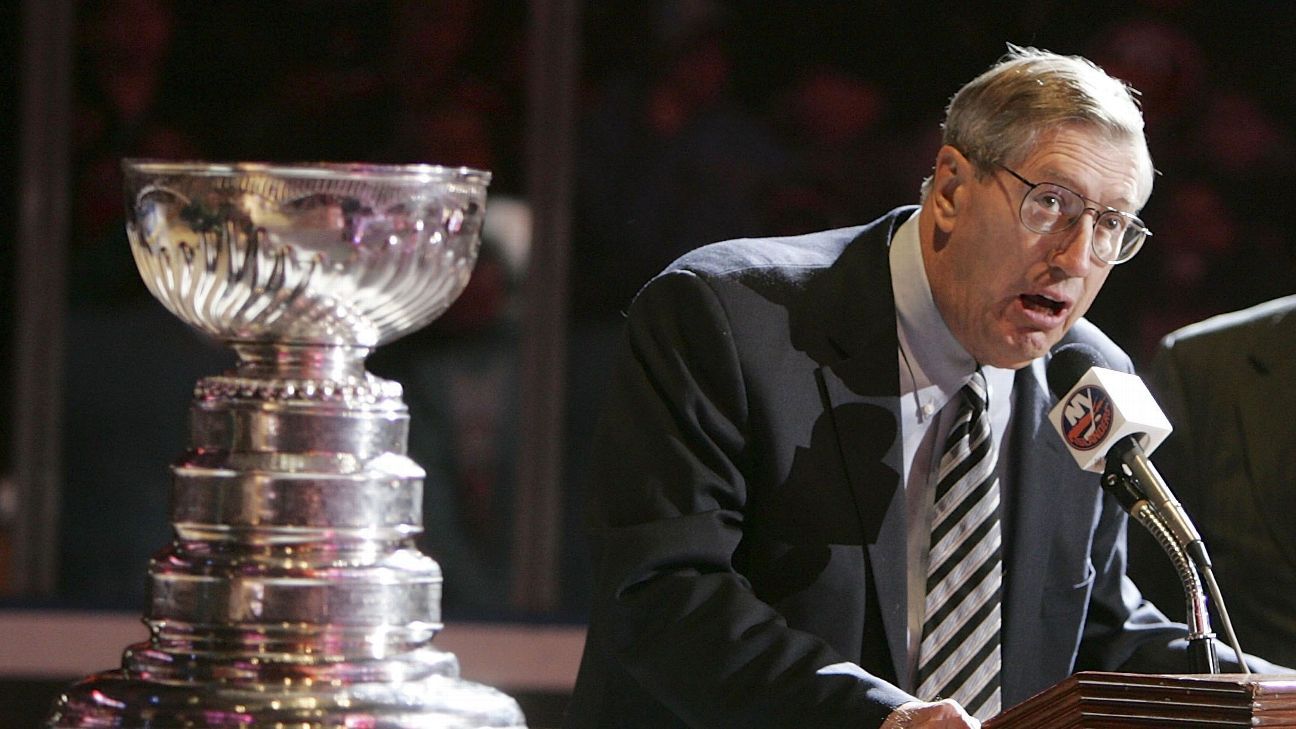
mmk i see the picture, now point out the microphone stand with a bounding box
[1101,464,1220,674]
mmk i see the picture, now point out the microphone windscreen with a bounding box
[1046,342,1110,399]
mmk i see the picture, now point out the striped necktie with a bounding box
[916,370,1003,719]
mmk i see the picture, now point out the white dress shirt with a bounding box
[887,211,1016,691]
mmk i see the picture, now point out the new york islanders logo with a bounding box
[1060,385,1113,450]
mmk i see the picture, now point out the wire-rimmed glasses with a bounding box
[996,164,1150,264]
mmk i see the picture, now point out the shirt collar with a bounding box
[890,211,978,392]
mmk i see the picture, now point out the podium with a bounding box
[986,672,1296,727]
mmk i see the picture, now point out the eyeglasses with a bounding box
[996,164,1150,265]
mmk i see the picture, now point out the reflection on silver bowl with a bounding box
[125,161,490,347]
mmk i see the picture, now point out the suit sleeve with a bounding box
[583,269,913,728]
[1073,480,1191,674]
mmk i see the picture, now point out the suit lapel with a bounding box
[818,367,907,682]
[1000,362,1070,679]
[808,210,909,682]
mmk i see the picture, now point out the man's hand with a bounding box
[881,699,980,728]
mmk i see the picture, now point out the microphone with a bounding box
[1045,343,1203,565]
[1045,343,1172,473]
[1046,343,1242,675]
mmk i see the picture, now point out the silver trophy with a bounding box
[47,160,527,728]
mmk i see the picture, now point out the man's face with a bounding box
[922,126,1146,369]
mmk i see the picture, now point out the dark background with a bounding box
[3,0,1296,724]
[2,0,1293,616]
[4,0,1296,613]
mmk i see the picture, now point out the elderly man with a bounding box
[565,46,1277,729]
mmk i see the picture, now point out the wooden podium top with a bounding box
[985,672,1296,728]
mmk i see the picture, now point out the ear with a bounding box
[930,145,972,233]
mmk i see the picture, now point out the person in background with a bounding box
[1127,294,1296,668]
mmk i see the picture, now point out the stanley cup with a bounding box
[47,160,527,728]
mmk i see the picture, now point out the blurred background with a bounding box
[2,0,1296,725]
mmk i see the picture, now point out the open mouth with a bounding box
[1020,293,1066,316]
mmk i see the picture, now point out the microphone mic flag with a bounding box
[1047,344,1226,677]
[1046,343,1172,473]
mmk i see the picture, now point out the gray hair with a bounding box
[919,45,1154,206]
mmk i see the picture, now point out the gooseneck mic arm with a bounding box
[1101,461,1218,673]
[1047,343,1249,675]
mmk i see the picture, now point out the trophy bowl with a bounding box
[124,160,491,348]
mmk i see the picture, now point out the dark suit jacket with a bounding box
[1127,295,1296,668]
[566,208,1218,729]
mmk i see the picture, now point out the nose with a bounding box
[1049,211,1096,277]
